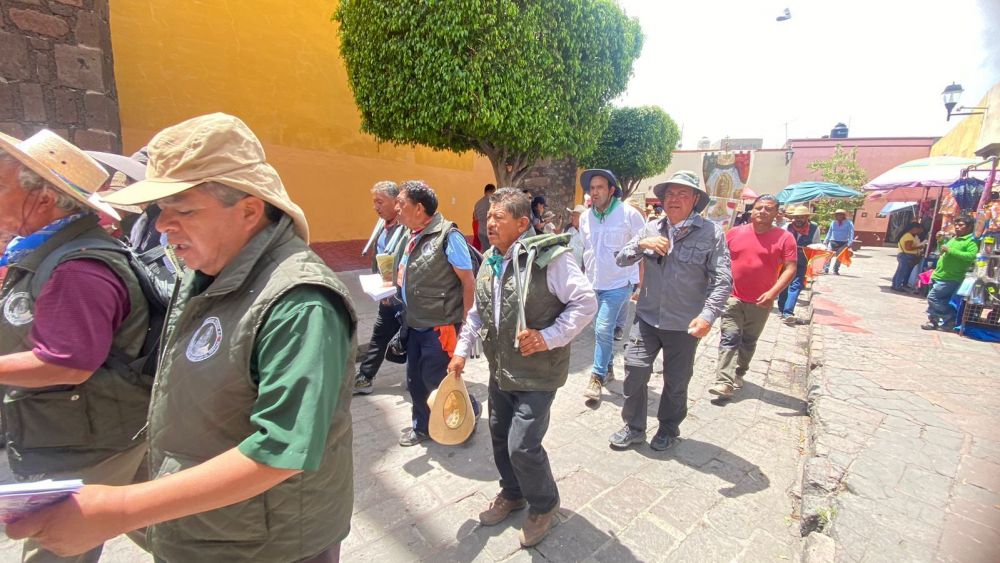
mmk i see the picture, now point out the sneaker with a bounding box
[920,321,939,331]
[650,429,678,451]
[609,425,646,449]
[613,326,624,341]
[479,493,527,526]
[583,375,602,403]
[398,428,429,447]
[352,374,374,395]
[782,315,797,326]
[709,382,735,399]
[519,500,560,547]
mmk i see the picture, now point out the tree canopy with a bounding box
[334,0,643,187]
[807,144,869,227]
[580,105,679,199]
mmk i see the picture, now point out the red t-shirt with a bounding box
[725,224,797,303]
[30,259,131,372]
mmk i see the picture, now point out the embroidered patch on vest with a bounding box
[186,317,223,362]
[3,292,34,326]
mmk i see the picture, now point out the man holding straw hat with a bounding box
[8,113,357,563]
[449,188,595,547]
[0,129,152,563]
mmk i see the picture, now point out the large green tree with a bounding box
[807,144,869,227]
[334,0,643,187]
[580,105,679,199]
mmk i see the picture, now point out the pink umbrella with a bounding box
[740,186,759,200]
[863,156,984,191]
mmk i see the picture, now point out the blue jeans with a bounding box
[592,285,631,379]
[892,253,920,290]
[926,279,962,327]
[778,274,805,316]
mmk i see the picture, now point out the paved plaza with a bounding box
[1,247,998,562]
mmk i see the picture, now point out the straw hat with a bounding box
[567,205,587,214]
[787,205,814,217]
[103,113,310,241]
[0,129,119,220]
[426,373,476,445]
[834,208,848,215]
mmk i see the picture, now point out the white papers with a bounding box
[0,479,82,525]
[359,274,397,301]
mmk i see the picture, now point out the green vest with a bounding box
[394,213,465,329]
[147,217,358,562]
[477,234,571,392]
[0,215,151,476]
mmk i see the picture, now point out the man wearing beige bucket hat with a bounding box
[777,205,821,325]
[7,113,358,563]
[0,129,152,563]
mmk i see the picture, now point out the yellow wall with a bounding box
[109,0,495,242]
[930,85,999,158]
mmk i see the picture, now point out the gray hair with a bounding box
[0,149,87,213]
[195,181,284,223]
[489,187,531,220]
[370,180,399,198]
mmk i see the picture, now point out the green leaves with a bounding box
[579,105,680,198]
[807,145,869,227]
[333,0,643,184]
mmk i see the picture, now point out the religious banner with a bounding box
[704,197,740,231]
[702,151,752,201]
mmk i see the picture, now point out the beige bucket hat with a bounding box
[426,373,476,445]
[103,113,310,241]
[787,205,814,217]
[0,129,118,220]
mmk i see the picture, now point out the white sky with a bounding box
[617,0,1000,149]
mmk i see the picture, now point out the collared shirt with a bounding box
[580,200,645,290]
[824,219,854,243]
[455,243,596,358]
[617,214,732,330]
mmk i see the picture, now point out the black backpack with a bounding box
[29,237,176,382]
[442,224,484,275]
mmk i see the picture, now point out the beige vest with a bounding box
[147,217,358,562]
[0,215,150,475]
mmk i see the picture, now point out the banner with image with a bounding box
[702,152,752,201]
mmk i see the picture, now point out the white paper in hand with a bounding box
[359,274,397,301]
[0,479,83,525]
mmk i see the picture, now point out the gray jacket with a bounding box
[616,214,732,331]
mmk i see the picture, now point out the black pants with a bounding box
[621,319,700,437]
[488,379,559,514]
[825,240,849,273]
[357,300,402,380]
[405,326,454,434]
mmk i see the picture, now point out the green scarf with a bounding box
[591,197,620,223]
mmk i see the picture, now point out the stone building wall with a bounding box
[519,157,580,230]
[0,0,121,151]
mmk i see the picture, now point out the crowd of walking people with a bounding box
[0,115,819,560]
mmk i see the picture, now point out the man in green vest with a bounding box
[448,188,596,547]
[8,113,358,563]
[393,180,478,447]
[0,130,151,563]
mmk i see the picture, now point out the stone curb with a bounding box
[797,284,840,563]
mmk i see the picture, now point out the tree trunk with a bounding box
[482,144,532,188]
[621,177,642,200]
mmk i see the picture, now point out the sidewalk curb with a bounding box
[797,284,841,563]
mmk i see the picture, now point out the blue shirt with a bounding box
[825,219,854,243]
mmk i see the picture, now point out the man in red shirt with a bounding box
[709,195,797,400]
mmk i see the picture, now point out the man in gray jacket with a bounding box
[608,171,732,451]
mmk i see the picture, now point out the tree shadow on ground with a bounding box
[710,380,807,416]
[442,507,642,562]
[632,438,770,498]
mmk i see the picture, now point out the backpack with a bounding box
[29,236,177,382]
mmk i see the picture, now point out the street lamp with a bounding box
[942,82,988,121]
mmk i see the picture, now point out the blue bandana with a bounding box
[0,213,86,267]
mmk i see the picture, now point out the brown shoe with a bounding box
[709,382,735,399]
[519,501,560,547]
[583,375,602,403]
[479,493,527,526]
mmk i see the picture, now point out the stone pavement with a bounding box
[0,268,812,562]
[800,246,1000,563]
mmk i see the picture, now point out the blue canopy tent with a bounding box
[776,181,861,205]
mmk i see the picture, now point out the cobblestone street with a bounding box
[3,248,998,562]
